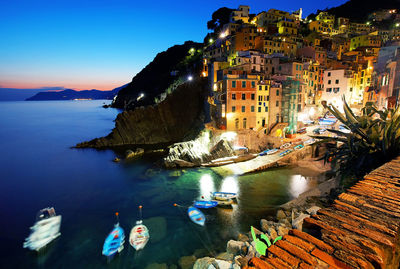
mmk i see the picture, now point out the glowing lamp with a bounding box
[188,75,193,81]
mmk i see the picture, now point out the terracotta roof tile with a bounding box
[275,240,318,266]
[283,235,315,252]
[248,257,275,269]
[267,244,301,267]
[289,229,334,254]
[311,248,352,269]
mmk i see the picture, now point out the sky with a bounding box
[0,0,347,91]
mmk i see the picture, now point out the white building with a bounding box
[321,69,355,109]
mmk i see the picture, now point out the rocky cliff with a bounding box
[76,78,208,149]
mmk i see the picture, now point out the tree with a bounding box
[315,98,400,186]
[207,7,234,32]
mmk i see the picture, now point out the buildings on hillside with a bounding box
[202,5,400,135]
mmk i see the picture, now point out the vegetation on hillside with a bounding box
[315,98,400,187]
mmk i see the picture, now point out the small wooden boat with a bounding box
[279,149,293,157]
[129,206,149,250]
[187,206,205,226]
[211,192,237,201]
[294,144,304,150]
[102,213,125,257]
[213,199,234,208]
[23,207,61,251]
[193,200,218,209]
[259,148,278,156]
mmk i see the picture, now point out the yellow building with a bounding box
[256,81,270,130]
[277,20,298,35]
[350,34,382,51]
[316,12,335,25]
[309,21,333,35]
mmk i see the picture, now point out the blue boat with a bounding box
[193,200,218,209]
[102,223,125,257]
[187,206,205,226]
[259,148,278,156]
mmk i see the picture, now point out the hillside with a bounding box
[111,41,203,109]
[308,0,400,22]
[26,87,122,101]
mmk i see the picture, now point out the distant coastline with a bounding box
[26,88,119,101]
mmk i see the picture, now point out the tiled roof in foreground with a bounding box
[245,156,400,269]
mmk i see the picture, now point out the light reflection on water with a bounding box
[289,174,309,198]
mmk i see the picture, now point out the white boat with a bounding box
[129,205,150,250]
[213,199,234,208]
[211,192,237,201]
[129,220,150,250]
[23,207,61,251]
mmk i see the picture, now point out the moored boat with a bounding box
[213,199,234,208]
[211,191,237,201]
[102,213,125,257]
[23,207,61,251]
[259,148,278,156]
[187,206,205,226]
[193,200,218,209]
[129,205,150,251]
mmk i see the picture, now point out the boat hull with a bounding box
[102,225,125,257]
[23,215,62,251]
[211,192,237,201]
[193,200,218,209]
[187,206,205,226]
[129,224,149,250]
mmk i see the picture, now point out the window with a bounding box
[265,107,268,112]
[242,81,246,88]
[258,107,261,112]
[242,106,245,112]
[327,72,331,77]
[232,106,236,112]
[259,86,262,91]
[333,87,340,93]
[335,79,339,84]
[299,65,302,71]
[326,88,332,92]
[251,106,255,112]
[258,96,262,101]
[296,65,298,70]
[328,80,331,84]
[251,81,256,87]
[276,90,279,96]
[242,93,246,100]
[350,87,353,92]
[243,118,247,129]
[235,118,239,129]
[251,93,255,100]
[276,101,279,107]
[267,96,269,101]
[232,93,236,100]
[232,81,236,88]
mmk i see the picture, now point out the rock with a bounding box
[292,213,310,231]
[144,217,167,243]
[276,209,287,220]
[234,256,249,267]
[216,252,233,261]
[193,248,209,258]
[260,219,269,233]
[169,171,182,177]
[113,157,120,162]
[76,78,208,149]
[277,224,289,236]
[173,159,196,167]
[306,205,321,215]
[145,263,168,269]
[209,139,235,159]
[193,257,216,269]
[227,240,244,256]
[125,148,145,159]
[267,227,278,240]
[178,255,196,269]
[237,233,249,242]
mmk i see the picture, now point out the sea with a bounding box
[0,100,323,268]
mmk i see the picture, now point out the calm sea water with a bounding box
[0,100,322,268]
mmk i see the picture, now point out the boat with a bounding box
[213,199,234,208]
[279,149,293,157]
[280,143,291,149]
[303,138,315,145]
[187,206,205,226]
[129,206,150,250]
[102,213,125,257]
[193,200,218,209]
[23,207,61,251]
[211,192,237,201]
[259,148,278,156]
[294,144,304,150]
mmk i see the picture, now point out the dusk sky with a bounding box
[0,0,347,91]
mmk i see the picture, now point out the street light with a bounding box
[209,38,214,44]
[188,75,193,81]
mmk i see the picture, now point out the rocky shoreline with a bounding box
[188,169,339,268]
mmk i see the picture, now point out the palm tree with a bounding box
[314,97,400,186]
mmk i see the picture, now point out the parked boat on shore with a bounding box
[23,207,61,251]
[259,148,278,156]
